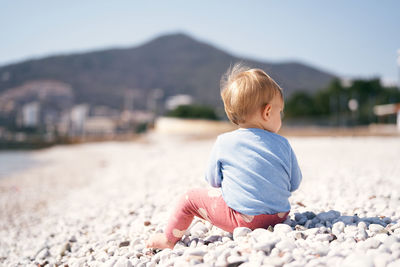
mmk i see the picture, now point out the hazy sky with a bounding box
[1,1,399,85]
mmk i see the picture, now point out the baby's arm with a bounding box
[205,138,222,187]
[289,147,302,192]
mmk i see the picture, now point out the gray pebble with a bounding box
[233,227,252,240]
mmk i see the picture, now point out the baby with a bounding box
[147,63,302,249]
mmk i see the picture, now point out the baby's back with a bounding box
[216,128,301,215]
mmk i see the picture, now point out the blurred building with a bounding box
[69,104,89,136]
[165,94,193,110]
[21,102,40,127]
[373,103,400,131]
[84,117,116,137]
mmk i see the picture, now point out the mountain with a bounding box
[0,33,337,110]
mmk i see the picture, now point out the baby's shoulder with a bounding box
[218,129,290,148]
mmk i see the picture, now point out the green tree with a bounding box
[166,104,218,120]
[285,91,316,117]
[285,78,400,125]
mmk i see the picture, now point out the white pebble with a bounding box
[342,253,374,267]
[274,224,293,235]
[275,238,296,251]
[361,238,381,250]
[369,224,385,233]
[332,221,345,236]
[184,248,207,257]
[373,253,391,267]
[233,227,252,240]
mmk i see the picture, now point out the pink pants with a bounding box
[165,188,289,243]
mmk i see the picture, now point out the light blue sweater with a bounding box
[205,128,302,215]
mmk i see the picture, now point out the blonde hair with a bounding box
[220,63,283,125]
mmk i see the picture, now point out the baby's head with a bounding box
[220,63,284,133]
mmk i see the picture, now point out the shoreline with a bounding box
[0,150,43,179]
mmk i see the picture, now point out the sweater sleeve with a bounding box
[205,137,222,187]
[289,146,302,192]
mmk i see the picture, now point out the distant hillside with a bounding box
[0,33,337,110]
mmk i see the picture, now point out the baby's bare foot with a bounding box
[146,233,175,249]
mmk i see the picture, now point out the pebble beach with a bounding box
[1,133,400,267]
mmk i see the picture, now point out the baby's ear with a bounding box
[262,104,272,121]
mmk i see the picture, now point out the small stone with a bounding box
[275,238,296,251]
[115,257,133,267]
[184,248,207,257]
[390,242,400,252]
[314,244,329,256]
[190,222,208,236]
[374,233,389,243]
[227,255,247,265]
[373,253,390,267]
[358,221,368,230]
[295,225,307,231]
[344,225,358,235]
[315,233,334,242]
[356,228,368,241]
[60,243,71,256]
[36,248,49,260]
[103,258,117,267]
[252,241,273,253]
[273,224,293,234]
[361,238,381,249]
[293,231,306,240]
[342,253,374,267]
[233,227,252,240]
[119,241,130,247]
[369,224,385,233]
[221,236,231,243]
[304,228,319,236]
[204,235,220,244]
[389,222,400,231]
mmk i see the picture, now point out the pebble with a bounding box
[36,248,49,260]
[233,227,252,240]
[369,224,385,233]
[190,222,209,237]
[184,248,207,257]
[332,221,345,236]
[114,257,133,267]
[373,253,391,267]
[273,223,293,234]
[356,228,368,241]
[360,238,381,250]
[342,253,374,267]
[275,238,296,251]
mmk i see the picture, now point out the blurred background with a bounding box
[0,0,400,150]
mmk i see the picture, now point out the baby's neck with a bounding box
[238,121,264,130]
